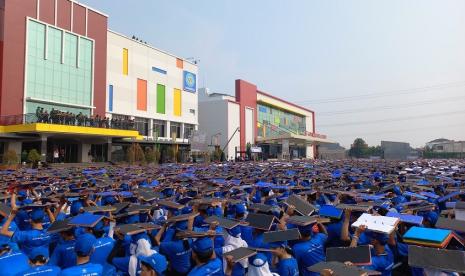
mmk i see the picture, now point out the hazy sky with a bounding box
[80,0,465,148]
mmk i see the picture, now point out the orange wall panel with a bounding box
[137,79,147,111]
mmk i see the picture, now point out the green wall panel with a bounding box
[157,84,165,114]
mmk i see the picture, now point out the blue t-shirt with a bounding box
[187,258,223,276]
[0,250,30,276]
[277,258,299,276]
[160,239,192,273]
[0,218,18,244]
[361,246,394,276]
[60,262,103,276]
[12,229,52,259]
[91,237,115,265]
[49,239,77,269]
[16,265,61,276]
[292,233,327,276]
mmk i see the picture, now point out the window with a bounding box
[184,124,195,139]
[152,67,167,74]
[25,19,93,115]
[134,117,149,136]
[123,48,128,75]
[170,122,181,139]
[153,120,165,138]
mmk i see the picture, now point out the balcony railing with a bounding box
[0,113,136,131]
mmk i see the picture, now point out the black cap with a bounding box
[47,219,73,234]
[263,228,300,243]
[223,247,257,263]
[286,215,317,226]
[204,216,240,230]
[435,217,465,233]
[285,194,316,216]
[326,245,372,266]
[408,245,465,273]
[308,261,379,276]
[245,213,276,230]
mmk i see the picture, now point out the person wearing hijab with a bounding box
[247,253,279,276]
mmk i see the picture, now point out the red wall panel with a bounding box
[39,0,54,25]
[72,3,86,36]
[57,0,71,31]
[1,0,36,116]
[235,79,258,153]
[86,10,107,116]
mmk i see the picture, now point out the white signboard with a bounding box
[251,146,262,153]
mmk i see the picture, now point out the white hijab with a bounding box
[222,231,248,272]
[128,239,157,276]
[247,256,279,276]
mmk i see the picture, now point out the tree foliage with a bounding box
[348,138,383,158]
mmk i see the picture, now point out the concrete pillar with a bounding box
[80,143,91,163]
[107,138,112,162]
[166,121,171,138]
[148,119,154,140]
[181,123,185,141]
[40,135,47,162]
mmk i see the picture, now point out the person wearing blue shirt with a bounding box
[49,228,77,269]
[154,217,193,275]
[269,243,299,276]
[1,200,54,259]
[89,220,116,273]
[188,237,223,276]
[138,252,168,276]
[17,246,61,276]
[60,233,103,276]
[292,222,328,276]
[351,225,394,276]
[0,243,29,276]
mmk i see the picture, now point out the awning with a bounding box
[0,123,142,139]
[256,133,334,145]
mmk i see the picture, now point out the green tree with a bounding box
[3,150,18,165]
[127,143,145,164]
[27,149,41,167]
[348,138,369,158]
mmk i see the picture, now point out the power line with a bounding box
[318,109,465,128]
[329,122,465,139]
[318,95,465,116]
[292,80,465,105]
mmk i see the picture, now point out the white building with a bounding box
[199,80,331,160]
[106,30,198,161]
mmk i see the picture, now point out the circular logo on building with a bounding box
[186,73,195,86]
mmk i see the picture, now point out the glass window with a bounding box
[184,124,195,139]
[134,117,149,136]
[170,122,181,139]
[25,20,94,114]
[153,120,165,138]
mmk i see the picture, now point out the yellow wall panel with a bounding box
[123,48,128,75]
[174,89,181,116]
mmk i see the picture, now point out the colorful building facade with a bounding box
[0,0,197,163]
[199,80,330,160]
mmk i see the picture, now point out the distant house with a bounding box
[425,138,465,154]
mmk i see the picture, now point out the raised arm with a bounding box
[350,225,366,247]
[1,208,18,237]
[340,209,351,242]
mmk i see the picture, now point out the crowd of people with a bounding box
[35,107,135,130]
[0,159,463,275]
